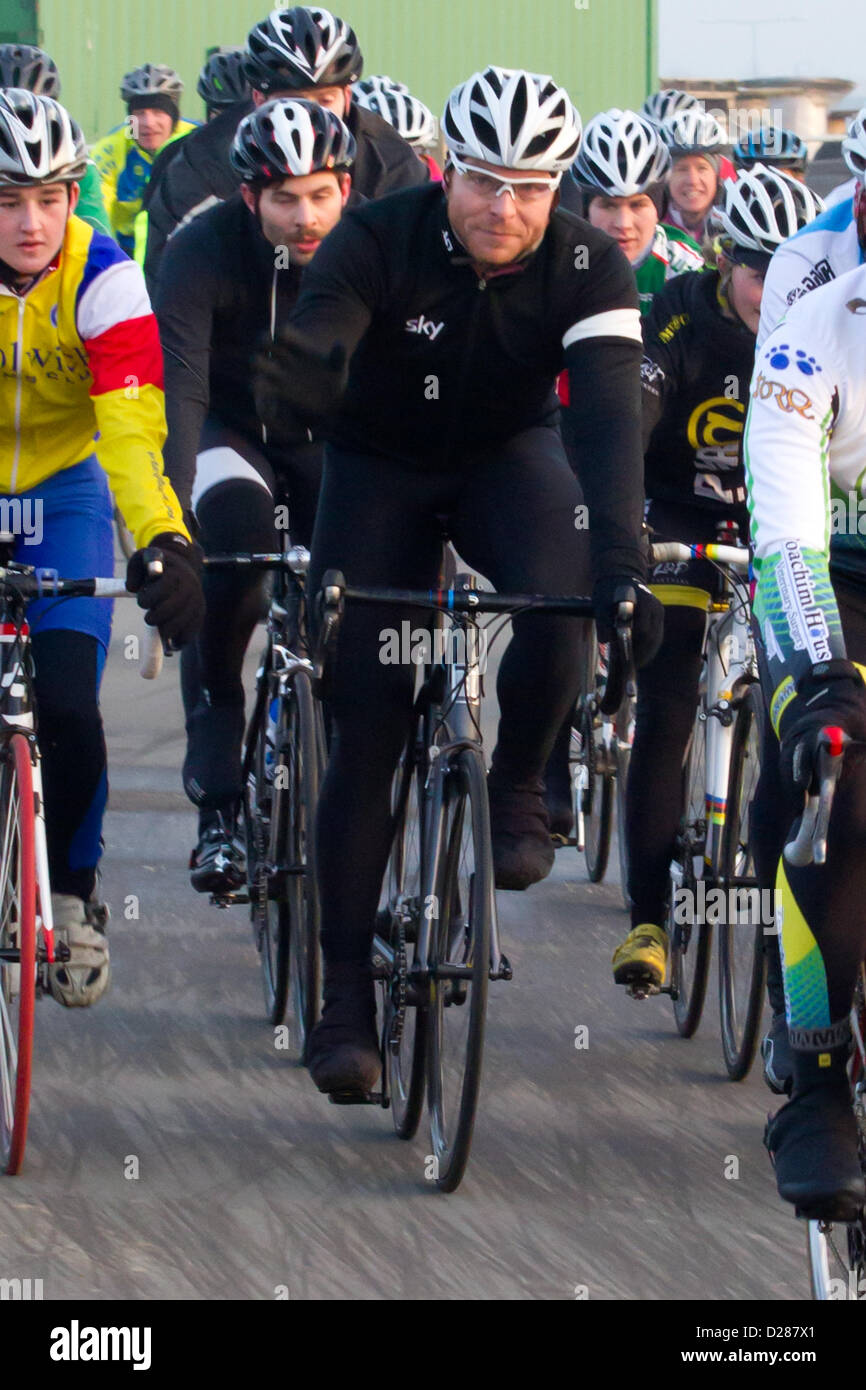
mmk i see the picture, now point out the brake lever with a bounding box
[784,728,849,867]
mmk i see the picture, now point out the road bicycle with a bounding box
[625,532,768,1079]
[203,546,326,1059]
[768,730,866,1300]
[0,556,161,1175]
[314,568,634,1192]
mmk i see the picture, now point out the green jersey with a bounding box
[634,223,705,314]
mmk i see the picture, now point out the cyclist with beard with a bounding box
[154,99,356,891]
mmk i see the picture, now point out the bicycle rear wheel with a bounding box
[0,734,37,1175]
[807,1217,866,1300]
[378,729,428,1141]
[427,747,492,1192]
[614,691,635,912]
[718,684,767,1080]
[669,706,713,1037]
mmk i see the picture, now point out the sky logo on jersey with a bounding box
[405,315,445,342]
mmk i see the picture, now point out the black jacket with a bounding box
[154,192,308,511]
[641,268,755,516]
[282,183,647,579]
[143,100,428,293]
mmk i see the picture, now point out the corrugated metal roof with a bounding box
[37,0,656,141]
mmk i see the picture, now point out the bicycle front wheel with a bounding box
[669,707,713,1038]
[427,747,492,1193]
[614,691,635,913]
[718,683,767,1080]
[0,734,37,1175]
[574,704,613,883]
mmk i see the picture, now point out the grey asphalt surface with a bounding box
[2,588,810,1303]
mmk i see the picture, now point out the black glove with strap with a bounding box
[593,574,664,670]
[778,659,866,791]
[126,532,204,650]
[253,325,348,436]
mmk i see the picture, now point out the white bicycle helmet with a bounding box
[842,105,866,180]
[120,63,184,103]
[660,107,727,156]
[712,163,824,261]
[641,88,701,129]
[0,89,87,185]
[355,88,436,148]
[572,108,670,196]
[353,74,409,99]
[230,97,355,180]
[442,67,581,172]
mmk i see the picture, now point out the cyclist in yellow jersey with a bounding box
[0,89,204,1007]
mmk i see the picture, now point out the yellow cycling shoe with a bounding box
[612,923,668,992]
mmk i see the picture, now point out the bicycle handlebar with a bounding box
[203,547,311,575]
[0,564,165,680]
[783,726,850,867]
[649,541,750,569]
[313,571,636,716]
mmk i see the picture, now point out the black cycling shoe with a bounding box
[764,1079,866,1222]
[488,771,555,891]
[189,815,246,895]
[183,695,245,809]
[761,1010,794,1096]
[307,963,380,1099]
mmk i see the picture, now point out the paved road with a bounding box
[2,596,810,1302]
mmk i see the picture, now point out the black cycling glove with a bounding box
[593,575,664,670]
[126,532,205,649]
[778,659,866,791]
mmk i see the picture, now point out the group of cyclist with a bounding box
[0,4,864,1224]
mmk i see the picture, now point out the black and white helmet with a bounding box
[660,107,727,156]
[244,8,363,94]
[641,88,701,129]
[197,48,251,112]
[120,63,184,104]
[572,108,670,197]
[442,67,581,173]
[0,89,87,184]
[355,88,437,148]
[0,44,60,97]
[842,105,866,180]
[353,74,408,99]
[230,97,355,181]
[712,164,824,259]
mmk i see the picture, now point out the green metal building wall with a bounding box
[32,0,657,142]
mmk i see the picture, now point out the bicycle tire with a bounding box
[807,1217,866,1300]
[669,707,713,1038]
[427,746,492,1193]
[614,691,635,913]
[577,704,613,883]
[244,676,289,1027]
[0,734,37,1175]
[280,669,323,1059]
[379,733,428,1141]
[718,683,767,1081]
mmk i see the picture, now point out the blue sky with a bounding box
[660,0,865,84]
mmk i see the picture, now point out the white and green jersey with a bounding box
[633,223,705,314]
[744,261,866,731]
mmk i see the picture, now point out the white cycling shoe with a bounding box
[47,894,111,1008]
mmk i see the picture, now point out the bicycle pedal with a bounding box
[550,833,575,848]
[327,1089,388,1107]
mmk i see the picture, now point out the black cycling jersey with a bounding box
[284,182,646,580]
[154,191,331,514]
[143,99,428,291]
[641,267,754,521]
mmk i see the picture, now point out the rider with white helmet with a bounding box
[641,88,702,129]
[253,66,663,1101]
[756,103,866,346]
[613,165,826,1001]
[354,85,441,178]
[660,106,730,242]
[0,90,202,1007]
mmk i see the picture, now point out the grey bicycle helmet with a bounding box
[0,89,87,185]
[641,89,701,129]
[0,44,60,97]
[120,63,184,104]
[355,88,437,148]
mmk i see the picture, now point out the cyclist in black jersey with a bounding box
[142,7,426,293]
[255,66,665,1100]
[155,100,355,889]
[612,166,825,995]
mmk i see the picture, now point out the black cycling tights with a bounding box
[310,431,592,963]
[32,630,106,902]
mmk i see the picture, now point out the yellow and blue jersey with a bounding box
[90,119,199,255]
